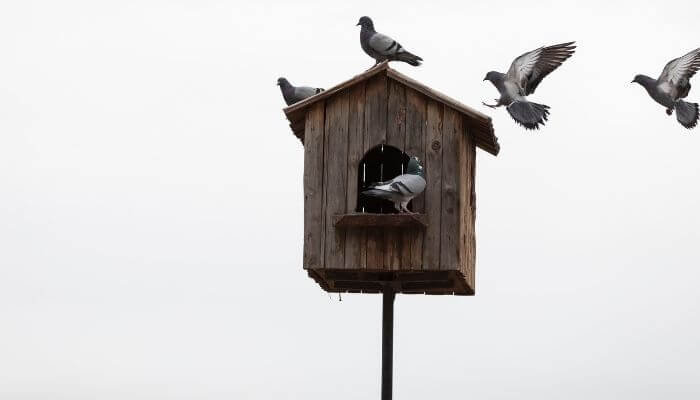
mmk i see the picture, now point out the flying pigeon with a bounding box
[483,42,576,130]
[362,156,426,213]
[277,77,324,106]
[632,48,700,129]
[356,16,423,67]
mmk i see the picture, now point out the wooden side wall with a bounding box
[302,73,477,291]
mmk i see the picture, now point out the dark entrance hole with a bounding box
[356,144,410,214]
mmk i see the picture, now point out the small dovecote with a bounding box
[283,62,499,295]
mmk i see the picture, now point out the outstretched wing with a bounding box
[505,42,576,95]
[369,32,404,56]
[658,48,700,86]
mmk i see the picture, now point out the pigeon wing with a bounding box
[658,48,700,86]
[390,174,426,197]
[505,42,576,95]
[368,32,403,56]
[294,86,323,101]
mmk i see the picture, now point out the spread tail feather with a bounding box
[675,100,699,129]
[395,51,423,66]
[506,101,550,130]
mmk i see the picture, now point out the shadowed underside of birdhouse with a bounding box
[283,62,499,295]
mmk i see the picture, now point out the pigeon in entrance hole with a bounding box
[632,47,700,129]
[362,156,426,214]
[356,16,423,67]
[483,41,576,130]
[277,77,324,106]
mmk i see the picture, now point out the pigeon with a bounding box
[277,77,324,106]
[483,42,576,130]
[632,48,700,129]
[356,16,423,67]
[362,156,426,213]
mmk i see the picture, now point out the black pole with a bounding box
[381,288,395,400]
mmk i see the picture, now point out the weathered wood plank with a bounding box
[422,100,443,270]
[458,117,477,291]
[344,82,367,270]
[439,107,461,271]
[458,117,469,284]
[323,91,350,270]
[404,88,427,270]
[303,102,326,269]
[363,74,388,270]
[386,79,407,270]
[467,128,477,291]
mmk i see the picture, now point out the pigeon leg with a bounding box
[394,202,402,213]
[401,202,412,214]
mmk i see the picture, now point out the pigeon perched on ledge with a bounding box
[356,16,423,67]
[362,156,426,214]
[632,47,700,129]
[277,77,324,106]
[483,42,576,130]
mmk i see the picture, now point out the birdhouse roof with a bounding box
[283,61,500,156]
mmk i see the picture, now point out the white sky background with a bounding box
[1,0,700,398]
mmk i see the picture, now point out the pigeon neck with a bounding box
[279,81,294,103]
[636,75,656,89]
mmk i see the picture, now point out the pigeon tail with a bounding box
[394,51,423,66]
[675,100,699,129]
[506,100,550,130]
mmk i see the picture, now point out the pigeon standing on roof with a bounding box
[483,42,576,130]
[277,77,324,106]
[362,156,426,213]
[632,48,700,129]
[356,16,423,67]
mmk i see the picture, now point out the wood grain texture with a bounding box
[458,117,477,291]
[363,74,388,270]
[404,88,427,270]
[386,79,407,270]
[423,100,443,270]
[302,102,325,270]
[467,127,477,290]
[334,213,427,228]
[344,82,366,270]
[439,107,461,271]
[322,91,350,270]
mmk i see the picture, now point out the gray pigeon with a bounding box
[632,48,700,129]
[362,156,426,213]
[356,16,423,67]
[277,77,324,106]
[483,42,576,130]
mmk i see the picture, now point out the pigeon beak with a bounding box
[356,22,360,26]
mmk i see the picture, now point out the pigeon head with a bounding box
[631,74,654,87]
[277,77,290,87]
[356,16,374,30]
[406,156,424,177]
[483,71,501,82]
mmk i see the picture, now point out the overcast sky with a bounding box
[2,0,700,399]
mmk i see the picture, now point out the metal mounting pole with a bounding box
[381,288,395,400]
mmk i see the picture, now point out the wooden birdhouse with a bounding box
[284,62,499,295]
